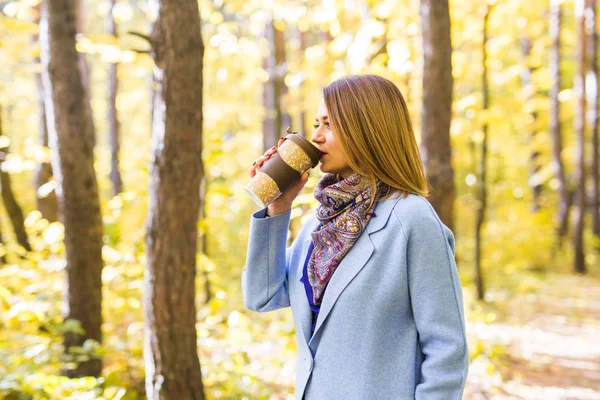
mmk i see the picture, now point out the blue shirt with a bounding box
[300,241,319,335]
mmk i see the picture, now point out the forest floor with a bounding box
[463,270,600,400]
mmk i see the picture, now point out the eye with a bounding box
[313,123,319,128]
[325,122,330,129]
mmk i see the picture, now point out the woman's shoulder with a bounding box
[386,193,448,233]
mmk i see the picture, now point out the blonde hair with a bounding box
[323,74,430,207]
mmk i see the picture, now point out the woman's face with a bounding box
[311,99,355,178]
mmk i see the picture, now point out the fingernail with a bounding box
[271,146,276,150]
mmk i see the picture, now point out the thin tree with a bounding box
[263,18,290,150]
[105,0,123,195]
[475,4,494,300]
[586,0,599,240]
[297,29,308,136]
[198,174,211,304]
[0,218,6,265]
[0,104,32,252]
[276,22,291,133]
[75,0,93,113]
[573,0,587,273]
[549,0,570,249]
[520,36,542,212]
[40,0,104,377]
[143,0,206,396]
[403,29,418,108]
[33,4,58,222]
[420,0,455,232]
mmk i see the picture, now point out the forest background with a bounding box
[0,0,599,399]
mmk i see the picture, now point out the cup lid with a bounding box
[284,127,322,167]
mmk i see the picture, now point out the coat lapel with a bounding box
[307,198,400,346]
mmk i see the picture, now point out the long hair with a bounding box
[323,74,430,206]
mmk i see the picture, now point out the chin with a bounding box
[319,164,334,175]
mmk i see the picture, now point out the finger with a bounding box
[251,145,278,176]
[277,137,285,147]
[257,152,275,168]
[298,171,309,185]
[258,147,277,167]
[263,146,277,156]
[286,172,309,194]
[253,157,266,170]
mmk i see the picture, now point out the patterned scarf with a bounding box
[307,173,390,306]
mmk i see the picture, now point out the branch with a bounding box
[128,48,151,55]
[127,31,154,57]
[127,30,153,46]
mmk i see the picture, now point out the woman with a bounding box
[242,74,468,400]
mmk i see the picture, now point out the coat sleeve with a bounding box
[242,208,293,312]
[405,205,469,400]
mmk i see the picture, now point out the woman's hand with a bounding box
[249,137,310,216]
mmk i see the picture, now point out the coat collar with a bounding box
[296,197,402,348]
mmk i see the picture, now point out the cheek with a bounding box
[328,137,340,154]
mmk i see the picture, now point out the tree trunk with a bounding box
[33,4,58,222]
[475,5,492,301]
[275,21,291,132]
[0,104,31,252]
[573,0,587,273]
[586,0,599,240]
[34,71,59,223]
[40,0,104,377]
[105,0,123,196]
[549,0,570,250]
[403,32,415,108]
[297,29,307,136]
[520,36,542,213]
[0,216,6,265]
[263,19,278,150]
[262,18,290,150]
[419,0,455,232]
[76,0,93,116]
[143,0,206,397]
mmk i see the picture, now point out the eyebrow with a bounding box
[315,116,329,121]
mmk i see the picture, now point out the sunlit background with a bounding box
[1,0,600,398]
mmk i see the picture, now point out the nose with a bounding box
[311,126,325,144]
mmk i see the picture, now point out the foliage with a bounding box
[0,0,599,398]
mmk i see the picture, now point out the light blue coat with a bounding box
[242,194,469,399]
